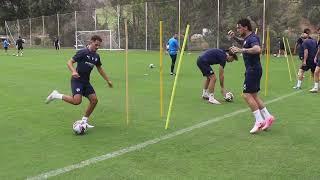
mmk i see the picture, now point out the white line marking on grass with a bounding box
[27,91,302,180]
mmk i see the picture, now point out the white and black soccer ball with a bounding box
[149,64,155,68]
[73,120,87,135]
[22,39,26,43]
[224,92,234,102]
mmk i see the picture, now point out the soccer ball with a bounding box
[273,54,277,57]
[22,39,26,43]
[149,64,155,68]
[72,120,87,135]
[224,92,234,102]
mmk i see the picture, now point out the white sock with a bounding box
[314,82,319,89]
[260,107,271,119]
[253,110,264,123]
[53,93,63,99]
[297,80,302,87]
[209,93,214,98]
[82,116,88,123]
[203,89,208,95]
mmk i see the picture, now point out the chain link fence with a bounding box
[3,0,320,51]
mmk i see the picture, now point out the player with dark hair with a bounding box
[293,34,305,60]
[228,18,275,134]
[197,48,238,104]
[54,37,60,50]
[15,36,24,56]
[293,29,318,90]
[45,35,113,128]
[277,37,286,58]
[309,28,320,92]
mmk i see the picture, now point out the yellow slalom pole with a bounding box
[264,28,270,96]
[125,19,129,125]
[159,21,164,118]
[165,24,190,130]
[283,37,292,81]
[285,38,297,78]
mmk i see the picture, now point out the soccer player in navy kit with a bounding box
[16,36,24,56]
[293,35,304,60]
[293,29,318,90]
[45,35,113,128]
[54,37,60,50]
[277,37,286,58]
[197,48,238,104]
[229,18,275,134]
[309,28,320,93]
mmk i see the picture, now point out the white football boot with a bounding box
[309,87,318,93]
[45,90,59,104]
[249,121,264,134]
[208,95,221,105]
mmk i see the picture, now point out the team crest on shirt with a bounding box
[76,88,80,92]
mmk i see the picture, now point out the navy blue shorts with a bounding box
[300,61,316,73]
[243,68,262,93]
[71,79,95,97]
[197,57,214,77]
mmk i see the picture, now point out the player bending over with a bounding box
[197,48,237,104]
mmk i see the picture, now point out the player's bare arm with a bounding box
[219,66,226,95]
[314,47,320,63]
[230,45,261,54]
[96,66,113,88]
[228,30,244,45]
[67,59,80,78]
[303,49,308,65]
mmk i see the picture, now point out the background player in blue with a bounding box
[2,38,9,55]
[167,34,180,75]
[45,35,113,128]
[15,36,24,56]
[197,48,238,104]
[293,29,318,90]
[229,18,275,134]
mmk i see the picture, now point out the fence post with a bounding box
[145,2,148,51]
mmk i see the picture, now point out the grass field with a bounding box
[1,48,320,179]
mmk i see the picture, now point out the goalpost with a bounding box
[75,30,123,50]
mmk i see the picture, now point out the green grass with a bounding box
[0,48,319,179]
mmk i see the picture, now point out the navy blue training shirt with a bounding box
[296,37,304,57]
[242,33,261,70]
[302,38,318,62]
[199,48,227,68]
[72,48,102,82]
